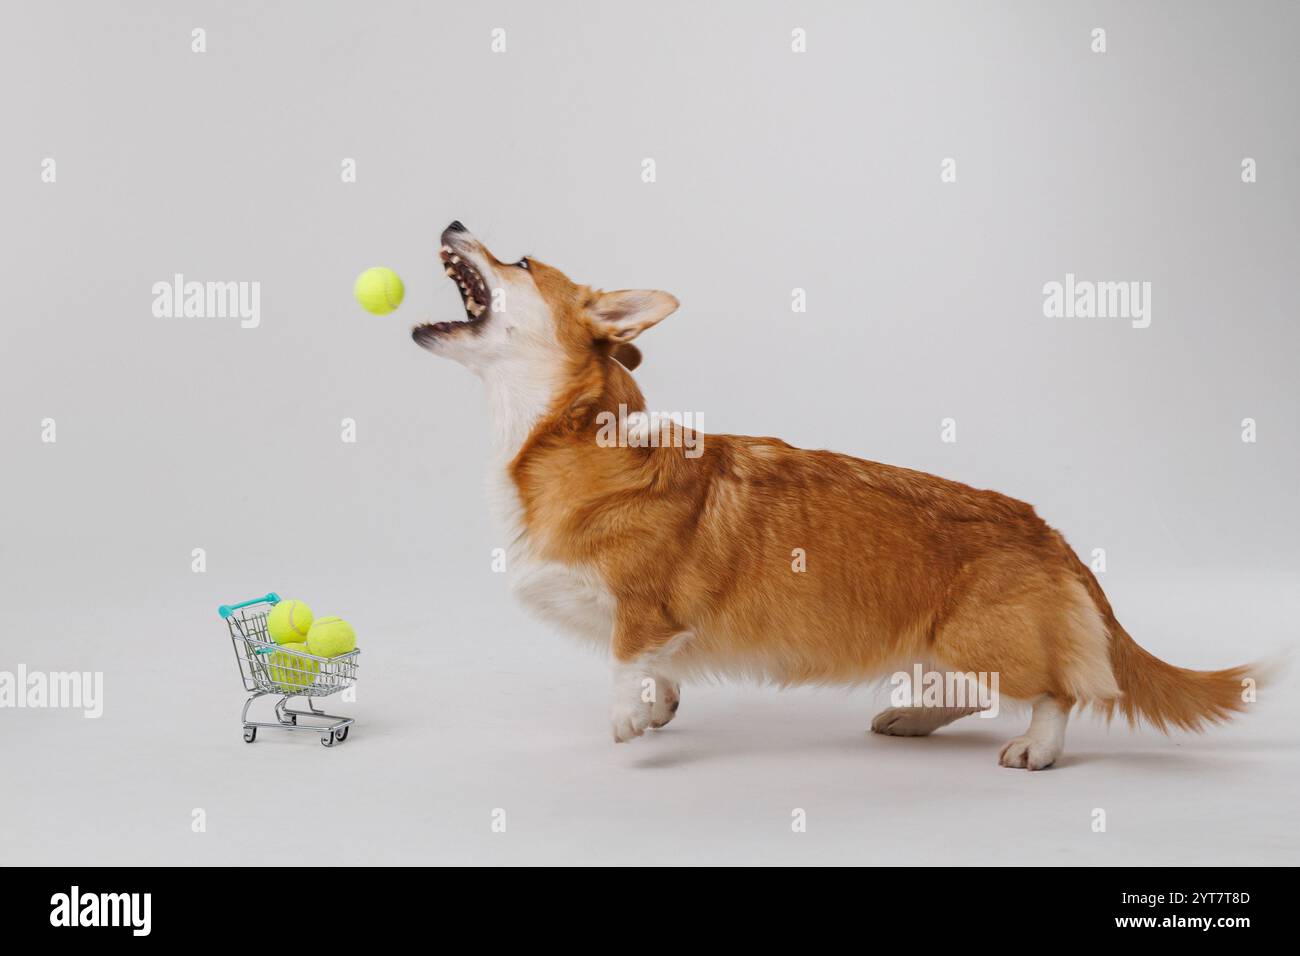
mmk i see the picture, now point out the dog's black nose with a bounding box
[447,220,467,233]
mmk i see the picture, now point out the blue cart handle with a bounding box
[218,593,280,619]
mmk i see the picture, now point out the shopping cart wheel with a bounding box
[336,726,350,742]
[243,727,257,743]
[320,733,335,748]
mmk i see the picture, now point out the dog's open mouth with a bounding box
[442,245,489,319]
[413,246,491,342]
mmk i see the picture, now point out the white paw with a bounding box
[611,698,652,743]
[648,681,680,729]
[998,734,1061,771]
[871,707,940,737]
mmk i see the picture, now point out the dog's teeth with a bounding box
[450,255,461,264]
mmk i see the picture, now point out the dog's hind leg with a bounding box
[998,694,1071,770]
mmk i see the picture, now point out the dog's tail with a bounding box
[1070,556,1268,731]
[1100,620,1260,731]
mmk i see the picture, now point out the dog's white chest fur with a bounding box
[480,364,616,649]
[487,461,615,650]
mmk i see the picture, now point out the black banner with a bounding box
[6,866,1285,939]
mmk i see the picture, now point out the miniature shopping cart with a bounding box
[219,592,360,747]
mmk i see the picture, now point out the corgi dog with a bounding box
[413,220,1258,769]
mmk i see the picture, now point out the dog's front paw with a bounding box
[611,697,652,743]
[871,706,938,736]
[648,680,680,729]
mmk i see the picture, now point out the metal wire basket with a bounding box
[219,592,360,747]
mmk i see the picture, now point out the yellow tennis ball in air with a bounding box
[353,267,405,315]
[267,642,320,693]
[306,616,357,659]
[266,599,313,644]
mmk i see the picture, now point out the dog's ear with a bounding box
[611,343,642,371]
[588,290,679,343]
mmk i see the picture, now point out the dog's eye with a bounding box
[516,258,529,270]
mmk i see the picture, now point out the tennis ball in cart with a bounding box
[353,267,404,315]
[306,616,357,659]
[267,642,319,692]
[266,599,313,644]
